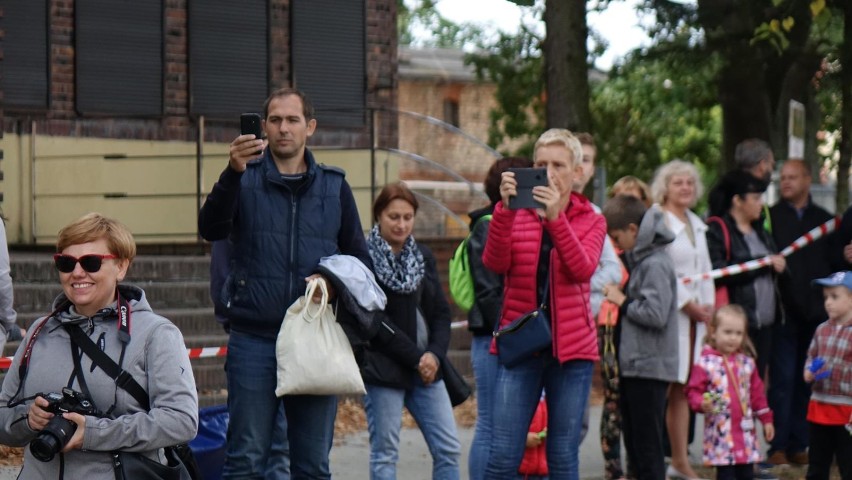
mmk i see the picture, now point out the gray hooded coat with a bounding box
[0,285,198,480]
[620,206,680,383]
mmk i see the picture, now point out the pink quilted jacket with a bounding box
[483,193,606,363]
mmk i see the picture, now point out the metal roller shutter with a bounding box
[0,0,49,109]
[188,0,268,117]
[292,0,365,127]
[75,0,163,116]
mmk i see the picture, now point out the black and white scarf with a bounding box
[367,225,425,294]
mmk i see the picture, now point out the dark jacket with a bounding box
[361,244,452,390]
[706,213,785,329]
[316,263,422,371]
[210,239,232,331]
[467,205,503,336]
[198,149,371,338]
[769,198,833,324]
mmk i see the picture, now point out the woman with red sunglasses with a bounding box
[0,213,198,479]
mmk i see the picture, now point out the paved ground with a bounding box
[0,405,716,479]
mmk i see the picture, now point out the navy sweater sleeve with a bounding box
[198,166,243,241]
[337,180,373,271]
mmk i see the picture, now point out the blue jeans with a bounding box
[468,335,499,480]
[364,378,461,480]
[223,331,337,479]
[268,406,291,479]
[484,354,592,480]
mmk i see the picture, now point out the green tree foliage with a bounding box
[592,51,723,191]
[466,26,545,158]
[398,0,846,208]
[464,3,722,191]
[397,0,485,48]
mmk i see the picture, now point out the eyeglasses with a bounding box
[53,254,118,273]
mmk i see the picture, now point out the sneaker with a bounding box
[754,463,779,480]
[767,451,789,465]
[788,451,809,465]
[666,465,709,480]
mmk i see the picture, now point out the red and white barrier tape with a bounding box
[682,216,839,285]
[0,218,835,370]
[0,326,473,371]
[0,346,228,370]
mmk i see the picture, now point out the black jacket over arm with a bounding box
[360,245,452,390]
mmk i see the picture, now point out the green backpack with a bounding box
[448,214,492,312]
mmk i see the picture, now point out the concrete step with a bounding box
[13,280,213,315]
[10,254,211,284]
[17,307,223,337]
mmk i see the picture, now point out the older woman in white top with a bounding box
[651,160,715,480]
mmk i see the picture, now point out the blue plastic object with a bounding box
[808,357,825,372]
[808,357,831,381]
[189,405,229,480]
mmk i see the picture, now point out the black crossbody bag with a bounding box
[492,275,552,368]
[64,323,201,480]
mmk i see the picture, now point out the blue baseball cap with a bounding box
[812,271,852,290]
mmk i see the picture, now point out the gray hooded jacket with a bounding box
[620,206,680,383]
[0,285,198,480]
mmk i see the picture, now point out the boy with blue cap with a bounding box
[803,271,852,480]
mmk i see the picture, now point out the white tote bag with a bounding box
[275,278,366,396]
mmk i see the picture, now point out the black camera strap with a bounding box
[64,323,149,412]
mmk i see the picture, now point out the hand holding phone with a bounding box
[507,168,548,210]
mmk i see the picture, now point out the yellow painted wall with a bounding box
[0,134,391,245]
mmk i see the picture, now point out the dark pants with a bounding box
[806,422,852,480]
[768,320,816,455]
[716,464,754,480]
[620,376,668,480]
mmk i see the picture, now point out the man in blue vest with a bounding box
[199,88,371,479]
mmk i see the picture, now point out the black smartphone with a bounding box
[240,113,263,139]
[507,167,548,210]
[240,113,263,155]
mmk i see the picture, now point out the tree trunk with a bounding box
[697,0,818,171]
[837,4,852,211]
[716,56,774,171]
[543,0,590,131]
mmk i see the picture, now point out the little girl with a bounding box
[685,304,775,480]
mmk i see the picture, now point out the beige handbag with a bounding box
[275,278,366,396]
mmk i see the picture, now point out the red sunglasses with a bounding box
[53,254,117,273]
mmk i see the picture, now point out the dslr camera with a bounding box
[29,388,101,462]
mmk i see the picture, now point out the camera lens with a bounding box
[29,417,77,462]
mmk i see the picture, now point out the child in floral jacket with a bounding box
[685,304,775,480]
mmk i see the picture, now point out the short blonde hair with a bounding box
[534,129,583,169]
[610,175,652,208]
[56,213,136,261]
[650,159,704,207]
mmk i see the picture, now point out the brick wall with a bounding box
[4,0,398,146]
[398,80,499,184]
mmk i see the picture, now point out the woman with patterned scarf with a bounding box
[362,182,461,480]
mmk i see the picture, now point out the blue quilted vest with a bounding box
[224,149,343,337]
